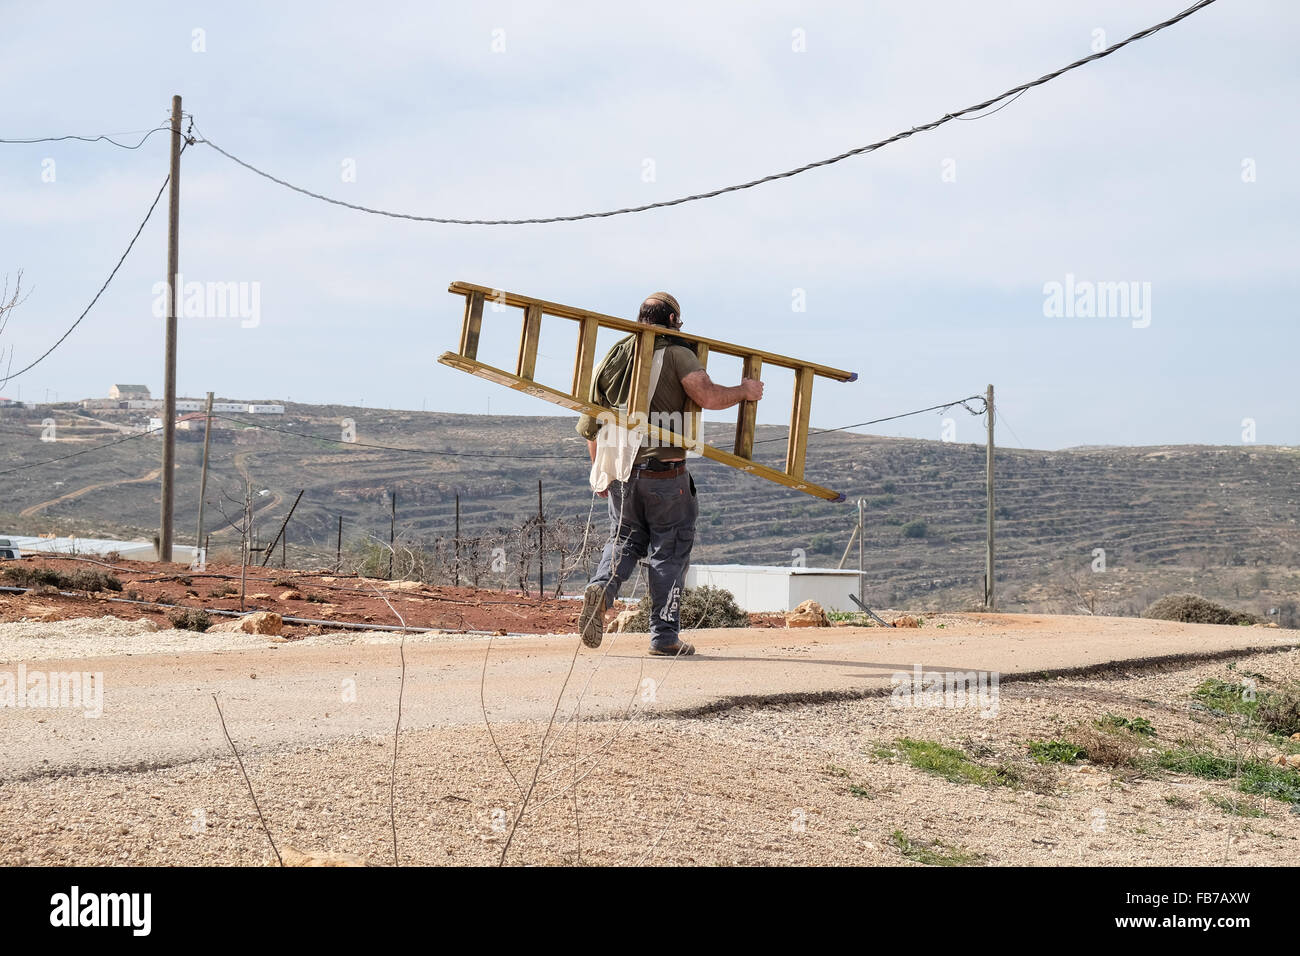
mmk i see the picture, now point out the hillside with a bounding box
[2,401,1297,619]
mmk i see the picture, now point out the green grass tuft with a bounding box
[889,830,981,867]
[1028,740,1086,764]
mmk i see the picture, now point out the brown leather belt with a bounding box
[633,461,686,480]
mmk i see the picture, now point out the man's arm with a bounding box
[681,369,764,410]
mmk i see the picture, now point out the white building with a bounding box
[1,535,197,563]
[246,404,285,414]
[109,384,150,401]
[685,564,863,613]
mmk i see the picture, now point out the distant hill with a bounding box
[2,401,1297,621]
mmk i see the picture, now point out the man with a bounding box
[576,292,763,656]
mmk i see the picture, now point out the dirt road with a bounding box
[1,613,1296,866]
[18,467,161,517]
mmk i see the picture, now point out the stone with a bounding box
[134,618,161,632]
[892,615,921,628]
[208,611,283,636]
[1288,754,1300,770]
[610,608,642,633]
[248,592,272,601]
[280,845,367,867]
[383,580,423,591]
[785,600,829,628]
[279,589,303,601]
[19,604,60,621]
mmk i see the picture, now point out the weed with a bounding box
[1028,740,1086,764]
[1207,794,1266,818]
[889,830,981,867]
[167,608,211,632]
[895,738,1019,788]
[1100,714,1156,737]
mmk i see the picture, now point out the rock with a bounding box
[383,580,423,592]
[892,615,921,628]
[280,845,367,867]
[19,604,60,621]
[208,611,283,636]
[134,618,161,632]
[785,600,829,628]
[1291,732,1300,741]
[248,592,272,601]
[1288,755,1300,770]
[279,589,303,601]
[1269,754,1288,766]
[610,608,641,633]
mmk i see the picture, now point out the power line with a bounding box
[753,394,986,444]
[192,0,1218,225]
[0,428,159,476]
[0,125,169,149]
[0,140,188,387]
[211,415,584,460]
[995,407,1026,448]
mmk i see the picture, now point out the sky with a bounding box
[1,0,1296,451]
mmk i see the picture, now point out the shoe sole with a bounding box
[579,583,605,648]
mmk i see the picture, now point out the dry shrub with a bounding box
[1067,724,1142,769]
[1142,594,1257,626]
[622,585,749,632]
[1257,690,1300,737]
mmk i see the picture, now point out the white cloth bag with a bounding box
[589,349,665,493]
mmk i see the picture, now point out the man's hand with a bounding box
[682,370,765,411]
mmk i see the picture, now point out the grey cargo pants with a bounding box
[587,466,698,648]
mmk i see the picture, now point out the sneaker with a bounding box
[579,583,606,648]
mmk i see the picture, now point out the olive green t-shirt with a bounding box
[639,344,703,463]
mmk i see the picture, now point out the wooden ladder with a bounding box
[437,281,857,501]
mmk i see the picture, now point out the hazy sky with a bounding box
[2,0,1295,450]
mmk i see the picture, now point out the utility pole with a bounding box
[194,391,213,554]
[454,492,461,587]
[857,497,865,606]
[388,491,396,579]
[537,480,544,596]
[159,94,182,562]
[985,383,995,611]
[336,515,343,573]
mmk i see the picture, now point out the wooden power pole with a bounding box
[537,480,544,596]
[194,390,213,556]
[159,94,182,562]
[985,383,995,611]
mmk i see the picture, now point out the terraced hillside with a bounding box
[2,401,1297,619]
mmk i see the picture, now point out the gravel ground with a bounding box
[2,646,1297,866]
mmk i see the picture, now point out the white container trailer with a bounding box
[684,564,863,613]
